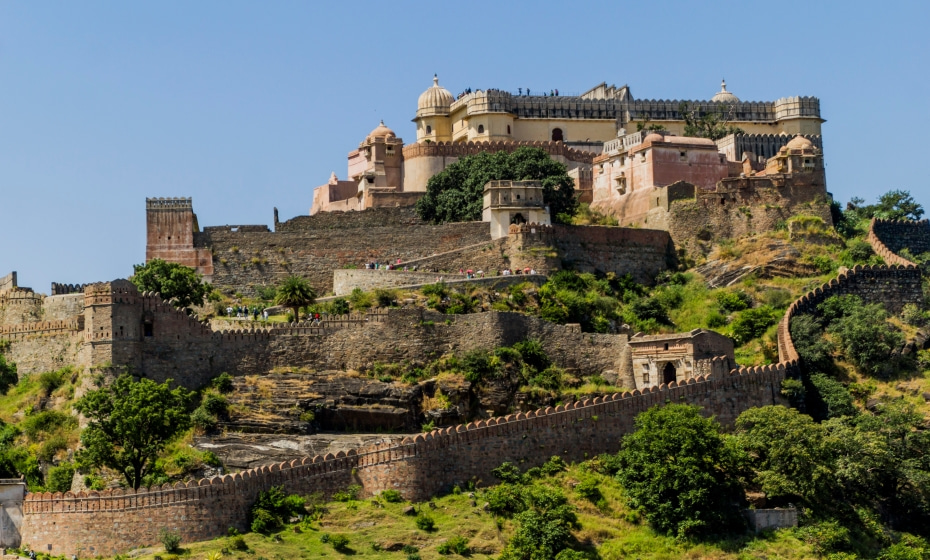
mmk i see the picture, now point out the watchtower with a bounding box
[482,180,551,240]
[145,198,214,280]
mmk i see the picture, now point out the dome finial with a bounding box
[433,74,439,86]
[721,79,727,92]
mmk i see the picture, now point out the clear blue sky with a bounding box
[1,1,928,291]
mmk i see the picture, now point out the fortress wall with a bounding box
[21,364,785,557]
[869,218,930,267]
[778,264,924,364]
[667,177,832,254]
[0,291,44,326]
[0,272,16,293]
[135,303,628,388]
[198,211,492,296]
[41,293,84,322]
[552,225,674,284]
[333,270,445,295]
[0,318,87,374]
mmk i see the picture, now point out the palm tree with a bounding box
[274,276,316,322]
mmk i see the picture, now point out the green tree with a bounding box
[415,147,576,224]
[274,276,316,322]
[0,355,17,395]
[498,485,579,560]
[851,190,925,221]
[131,258,211,308]
[74,374,192,489]
[615,404,744,538]
[679,102,745,140]
[828,303,904,377]
[734,406,838,508]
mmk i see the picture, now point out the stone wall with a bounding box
[198,208,493,295]
[21,362,786,557]
[0,291,43,326]
[778,264,925,364]
[869,218,930,267]
[41,294,84,322]
[552,225,674,284]
[331,270,547,298]
[0,273,16,294]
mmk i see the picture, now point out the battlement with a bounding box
[868,218,930,267]
[402,140,595,164]
[0,318,84,341]
[715,133,823,162]
[50,283,89,296]
[0,272,16,294]
[146,197,193,210]
[508,223,554,235]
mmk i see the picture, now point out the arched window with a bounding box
[662,363,677,384]
[507,125,511,134]
[426,125,432,134]
[478,124,485,134]
[551,128,563,142]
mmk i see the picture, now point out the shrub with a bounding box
[45,462,75,493]
[191,407,218,432]
[21,410,76,441]
[333,484,361,502]
[415,512,436,531]
[461,349,500,384]
[531,366,564,391]
[0,355,17,395]
[790,314,835,374]
[828,303,904,376]
[705,311,728,328]
[492,462,525,484]
[380,489,403,503]
[38,368,69,396]
[513,339,550,372]
[730,306,777,346]
[574,476,602,503]
[715,290,752,313]
[212,372,234,393]
[159,528,182,553]
[540,455,567,476]
[374,288,399,307]
[810,374,857,419]
[901,303,927,327]
[348,288,374,312]
[795,520,852,555]
[485,483,526,517]
[438,535,470,555]
[329,533,350,551]
[230,535,248,551]
[201,392,229,417]
[250,485,306,533]
[631,297,669,324]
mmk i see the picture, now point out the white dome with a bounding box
[711,79,740,103]
[417,75,454,117]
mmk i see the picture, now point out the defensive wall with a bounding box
[0,273,15,294]
[331,270,547,297]
[21,363,786,557]
[868,218,930,267]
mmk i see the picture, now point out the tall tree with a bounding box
[415,147,576,224]
[679,102,744,140]
[75,375,192,489]
[615,404,745,538]
[131,259,211,308]
[275,276,316,321]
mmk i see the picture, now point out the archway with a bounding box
[510,213,526,225]
[551,128,563,142]
[662,362,677,385]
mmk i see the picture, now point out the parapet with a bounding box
[50,283,89,296]
[0,272,16,294]
[402,140,595,164]
[146,197,193,210]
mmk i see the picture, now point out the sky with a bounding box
[1,1,928,291]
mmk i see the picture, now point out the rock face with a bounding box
[193,433,408,470]
[695,238,818,288]
[223,372,428,433]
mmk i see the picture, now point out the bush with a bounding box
[631,297,669,324]
[374,288,399,307]
[348,288,374,312]
[159,528,182,553]
[513,339,550,372]
[249,485,306,533]
[485,483,526,517]
[415,512,436,531]
[38,368,69,396]
[795,520,852,555]
[380,489,403,503]
[715,290,752,313]
[329,533,350,551]
[0,355,17,395]
[531,366,565,391]
[901,303,928,327]
[201,392,229,417]
[574,476,602,503]
[212,372,234,393]
[438,535,470,555]
[540,455,567,476]
[45,462,74,493]
[332,484,361,502]
[790,314,835,374]
[730,306,778,346]
[492,462,525,484]
[21,410,76,441]
[828,303,904,376]
[809,374,857,419]
[461,349,501,384]
[191,407,218,432]
[230,535,248,551]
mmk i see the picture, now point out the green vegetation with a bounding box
[250,485,307,533]
[415,146,576,224]
[75,374,192,489]
[0,354,17,395]
[274,275,317,321]
[130,258,212,308]
[679,101,745,140]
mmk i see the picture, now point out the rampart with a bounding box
[868,218,930,267]
[21,363,786,557]
[401,140,595,163]
[552,225,675,283]
[715,133,823,162]
[50,283,89,296]
[777,264,924,364]
[0,272,16,294]
[331,270,546,297]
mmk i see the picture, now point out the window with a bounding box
[426,125,432,134]
[143,323,153,337]
[664,343,669,350]
[507,125,511,134]
[679,151,687,161]
[478,124,485,134]
[551,128,563,142]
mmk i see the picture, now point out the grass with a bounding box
[111,462,820,560]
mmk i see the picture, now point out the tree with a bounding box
[828,303,904,377]
[131,259,211,309]
[615,404,744,538]
[274,276,316,322]
[415,147,576,224]
[74,374,192,489]
[0,355,17,395]
[848,190,925,221]
[734,406,838,508]
[679,102,745,140]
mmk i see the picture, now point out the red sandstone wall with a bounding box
[21,364,785,557]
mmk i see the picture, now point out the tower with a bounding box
[413,75,454,143]
[145,198,214,280]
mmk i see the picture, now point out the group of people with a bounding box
[501,267,537,276]
[455,87,561,99]
[364,260,418,272]
[226,305,269,321]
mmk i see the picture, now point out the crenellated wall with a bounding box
[868,218,930,267]
[0,272,16,294]
[21,363,786,557]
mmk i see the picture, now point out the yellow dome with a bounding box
[786,134,813,151]
[417,75,454,117]
[367,120,396,141]
[711,79,740,103]
[643,132,664,144]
